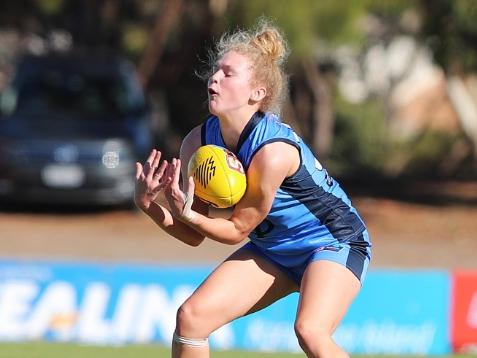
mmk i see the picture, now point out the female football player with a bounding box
[134,19,372,358]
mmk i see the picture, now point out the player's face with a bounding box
[208,51,255,116]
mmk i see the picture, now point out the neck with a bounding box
[217,107,258,151]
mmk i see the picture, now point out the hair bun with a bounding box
[253,25,288,64]
[208,18,289,114]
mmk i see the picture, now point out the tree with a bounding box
[218,0,371,163]
[418,0,477,160]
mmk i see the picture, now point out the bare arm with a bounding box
[140,199,207,246]
[164,141,300,245]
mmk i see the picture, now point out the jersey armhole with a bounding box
[250,138,302,178]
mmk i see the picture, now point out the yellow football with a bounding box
[187,145,247,208]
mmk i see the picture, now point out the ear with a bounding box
[250,86,266,102]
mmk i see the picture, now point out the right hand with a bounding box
[134,149,169,211]
[163,158,196,222]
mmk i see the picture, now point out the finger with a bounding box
[163,161,175,187]
[135,162,144,180]
[155,160,168,182]
[144,149,157,175]
[150,150,162,177]
[172,158,181,186]
[146,149,156,164]
[155,161,168,190]
[147,151,160,181]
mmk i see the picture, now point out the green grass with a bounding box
[0,342,474,358]
[0,343,301,357]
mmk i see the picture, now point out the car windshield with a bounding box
[12,69,132,117]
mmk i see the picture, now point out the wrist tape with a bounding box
[173,332,208,347]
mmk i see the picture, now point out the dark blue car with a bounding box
[0,51,152,206]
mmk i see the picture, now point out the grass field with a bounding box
[0,343,474,358]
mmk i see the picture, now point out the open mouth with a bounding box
[208,88,218,96]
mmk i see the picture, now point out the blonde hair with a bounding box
[211,19,289,114]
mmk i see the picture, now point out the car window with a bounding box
[11,69,138,118]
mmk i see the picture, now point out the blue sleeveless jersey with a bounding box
[201,112,370,267]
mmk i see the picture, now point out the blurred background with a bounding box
[0,0,476,356]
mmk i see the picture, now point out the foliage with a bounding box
[418,0,477,73]
[223,0,368,61]
[33,0,64,16]
[328,96,389,178]
[2,0,476,179]
[388,130,465,178]
[363,0,416,18]
[330,95,468,180]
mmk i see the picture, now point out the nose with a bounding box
[209,69,222,84]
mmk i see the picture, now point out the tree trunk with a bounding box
[447,74,477,157]
[302,58,334,163]
[137,0,183,89]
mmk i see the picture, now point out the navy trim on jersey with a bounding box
[281,166,365,241]
[349,231,372,251]
[247,138,302,173]
[346,233,369,280]
[254,138,300,156]
[236,111,265,152]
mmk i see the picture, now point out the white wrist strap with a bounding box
[182,193,196,222]
[173,332,208,347]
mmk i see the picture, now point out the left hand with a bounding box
[164,158,196,222]
[134,149,170,211]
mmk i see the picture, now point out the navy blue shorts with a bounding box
[242,231,372,286]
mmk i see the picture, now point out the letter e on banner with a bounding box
[452,271,477,352]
